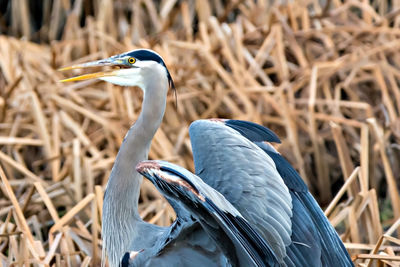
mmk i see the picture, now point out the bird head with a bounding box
[59,49,175,91]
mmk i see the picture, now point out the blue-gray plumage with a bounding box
[191,119,353,266]
[136,160,279,267]
[223,119,281,143]
[256,142,353,266]
[60,49,353,267]
[190,120,293,265]
[216,119,352,266]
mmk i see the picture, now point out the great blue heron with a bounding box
[60,49,354,267]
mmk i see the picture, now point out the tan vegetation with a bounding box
[0,0,400,266]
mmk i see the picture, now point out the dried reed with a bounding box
[0,0,399,266]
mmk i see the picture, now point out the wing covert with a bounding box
[221,120,353,266]
[137,160,280,267]
[189,120,293,264]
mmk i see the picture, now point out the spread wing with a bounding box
[189,119,353,267]
[256,142,353,267]
[189,120,293,265]
[137,160,279,267]
[220,119,353,266]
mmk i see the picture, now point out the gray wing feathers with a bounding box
[189,120,293,264]
[129,223,228,267]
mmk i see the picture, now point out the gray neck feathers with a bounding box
[102,74,168,267]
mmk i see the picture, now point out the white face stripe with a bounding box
[99,68,143,87]
[134,59,160,68]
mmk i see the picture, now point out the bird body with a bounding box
[137,160,279,267]
[190,119,353,266]
[124,220,229,267]
[189,120,293,265]
[60,49,353,267]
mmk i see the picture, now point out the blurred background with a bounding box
[0,0,400,266]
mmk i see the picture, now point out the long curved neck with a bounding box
[102,75,168,266]
[107,87,166,209]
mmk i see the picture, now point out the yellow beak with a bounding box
[59,58,124,82]
[59,71,118,82]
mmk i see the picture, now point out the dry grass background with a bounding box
[0,0,400,266]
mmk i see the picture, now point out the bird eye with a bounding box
[128,57,136,64]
